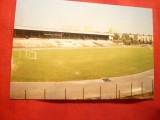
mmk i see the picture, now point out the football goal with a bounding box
[25,50,37,60]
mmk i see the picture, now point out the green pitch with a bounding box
[11,48,153,82]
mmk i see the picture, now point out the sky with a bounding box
[14,0,153,35]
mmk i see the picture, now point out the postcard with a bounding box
[10,0,154,100]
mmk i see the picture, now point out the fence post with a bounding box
[141,81,143,95]
[119,90,121,99]
[152,80,154,95]
[44,89,46,100]
[131,83,133,97]
[24,90,26,99]
[65,88,67,100]
[100,86,101,99]
[116,84,117,99]
[83,88,84,100]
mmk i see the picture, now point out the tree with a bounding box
[113,33,120,40]
[122,34,130,41]
[149,40,153,45]
[123,40,132,45]
[134,34,138,41]
[122,34,130,45]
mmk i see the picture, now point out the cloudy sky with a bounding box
[14,0,153,35]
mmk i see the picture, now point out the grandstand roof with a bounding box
[14,26,113,36]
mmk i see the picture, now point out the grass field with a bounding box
[11,48,153,82]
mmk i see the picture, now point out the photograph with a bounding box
[10,0,154,100]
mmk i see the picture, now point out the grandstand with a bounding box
[13,28,114,48]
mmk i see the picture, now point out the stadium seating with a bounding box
[13,38,114,48]
[13,38,58,48]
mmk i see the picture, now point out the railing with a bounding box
[19,80,154,100]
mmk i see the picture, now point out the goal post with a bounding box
[25,50,37,60]
[15,49,37,60]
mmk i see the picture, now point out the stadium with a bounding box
[11,23,154,100]
[11,27,154,81]
[10,0,154,99]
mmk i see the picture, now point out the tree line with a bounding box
[113,33,153,45]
